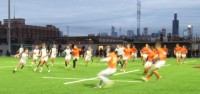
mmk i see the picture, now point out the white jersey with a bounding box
[33,49,40,57]
[86,50,92,57]
[19,47,24,54]
[115,47,124,56]
[64,49,71,60]
[20,53,28,64]
[51,48,57,55]
[41,48,48,61]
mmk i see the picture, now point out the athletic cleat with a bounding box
[34,68,37,72]
[13,70,16,73]
[39,70,43,73]
[141,77,149,82]
[48,69,51,72]
[157,76,162,80]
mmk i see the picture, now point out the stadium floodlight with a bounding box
[187,25,192,28]
[7,0,11,54]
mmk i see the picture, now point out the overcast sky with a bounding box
[0,0,200,36]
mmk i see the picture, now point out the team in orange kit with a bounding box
[140,44,150,65]
[181,45,188,64]
[174,44,182,65]
[131,45,138,61]
[71,45,82,70]
[142,43,167,81]
[97,47,117,88]
[122,44,133,72]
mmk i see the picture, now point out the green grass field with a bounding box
[0,57,200,94]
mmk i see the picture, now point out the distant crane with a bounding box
[137,0,141,36]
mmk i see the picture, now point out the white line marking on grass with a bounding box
[185,60,197,63]
[63,69,140,85]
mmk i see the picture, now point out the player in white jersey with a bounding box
[115,45,124,68]
[32,45,40,65]
[34,43,50,72]
[14,45,24,58]
[63,45,71,69]
[85,47,92,67]
[13,49,29,73]
[49,44,58,66]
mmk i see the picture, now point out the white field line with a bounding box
[113,80,142,83]
[63,69,140,85]
[184,60,197,64]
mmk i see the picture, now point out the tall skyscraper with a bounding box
[111,26,118,37]
[161,28,166,37]
[143,27,148,36]
[172,13,179,37]
[127,30,134,37]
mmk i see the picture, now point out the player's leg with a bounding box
[50,57,55,66]
[182,54,186,64]
[44,61,50,72]
[122,60,128,72]
[73,57,78,70]
[97,68,116,87]
[39,60,44,72]
[34,60,41,71]
[13,62,22,73]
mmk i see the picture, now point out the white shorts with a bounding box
[65,55,71,60]
[155,60,165,68]
[33,56,38,60]
[132,53,137,58]
[85,55,91,61]
[176,53,181,57]
[19,59,27,64]
[51,55,56,58]
[123,56,130,60]
[181,54,186,58]
[73,56,79,60]
[98,68,117,78]
[142,54,148,59]
[145,61,152,67]
[41,57,48,61]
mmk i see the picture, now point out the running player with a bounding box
[85,47,92,67]
[181,45,188,64]
[13,48,29,73]
[115,45,124,69]
[71,45,81,70]
[97,47,117,88]
[122,44,133,72]
[162,45,169,57]
[174,44,182,65]
[143,47,157,76]
[34,43,50,72]
[131,45,138,61]
[63,45,71,69]
[49,44,58,66]
[142,43,166,81]
[14,45,24,58]
[32,45,40,66]
[140,44,150,65]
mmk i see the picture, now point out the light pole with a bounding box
[8,0,11,54]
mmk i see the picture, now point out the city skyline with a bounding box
[0,0,199,36]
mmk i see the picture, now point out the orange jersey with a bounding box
[147,51,157,62]
[141,47,150,54]
[157,48,166,61]
[124,48,133,57]
[108,52,117,68]
[132,47,137,53]
[162,47,168,53]
[181,48,188,54]
[72,48,81,57]
[174,46,182,53]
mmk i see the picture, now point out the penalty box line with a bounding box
[62,69,140,85]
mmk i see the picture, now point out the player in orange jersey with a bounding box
[174,44,182,65]
[122,44,133,72]
[71,45,81,70]
[97,47,117,88]
[181,45,188,64]
[142,42,166,81]
[162,45,168,56]
[143,47,157,76]
[140,44,150,65]
[131,45,138,61]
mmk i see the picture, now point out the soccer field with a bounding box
[0,57,200,94]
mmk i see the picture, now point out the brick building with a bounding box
[0,18,60,44]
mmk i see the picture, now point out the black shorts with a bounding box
[117,55,123,58]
